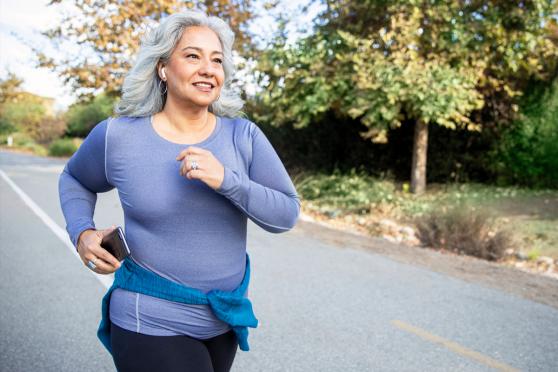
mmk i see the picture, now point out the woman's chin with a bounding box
[176,96,216,108]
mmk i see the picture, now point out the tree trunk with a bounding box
[410,119,428,194]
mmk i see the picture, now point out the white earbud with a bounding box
[161,67,167,81]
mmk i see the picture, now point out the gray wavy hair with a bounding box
[115,10,244,118]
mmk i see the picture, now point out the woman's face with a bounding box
[162,26,225,109]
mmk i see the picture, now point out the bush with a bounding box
[34,116,67,145]
[295,167,396,213]
[0,132,47,155]
[10,132,35,146]
[0,96,45,137]
[23,142,48,156]
[65,94,116,137]
[415,206,512,261]
[0,116,17,135]
[490,77,558,188]
[48,137,80,157]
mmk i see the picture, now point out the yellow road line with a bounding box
[391,320,521,372]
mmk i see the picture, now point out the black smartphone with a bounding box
[100,226,131,261]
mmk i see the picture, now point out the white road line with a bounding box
[0,168,113,289]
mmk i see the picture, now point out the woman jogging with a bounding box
[58,9,300,372]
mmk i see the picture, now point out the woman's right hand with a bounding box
[77,226,122,274]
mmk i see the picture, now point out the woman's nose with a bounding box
[198,58,217,76]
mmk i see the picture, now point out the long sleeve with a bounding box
[58,118,115,249]
[216,123,301,233]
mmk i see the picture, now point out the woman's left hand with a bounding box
[176,146,225,190]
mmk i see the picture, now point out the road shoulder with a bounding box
[291,218,558,310]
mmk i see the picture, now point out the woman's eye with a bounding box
[185,54,222,64]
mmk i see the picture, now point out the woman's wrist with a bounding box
[77,228,95,250]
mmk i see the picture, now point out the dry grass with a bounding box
[414,206,513,261]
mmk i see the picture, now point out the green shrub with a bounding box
[0,132,47,156]
[48,137,80,157]
[415,206,512,261]
[0,117,17,135]
[23,142,48,156]
[65,94,116,137]
[11,132,35,146]
[0,96,45,137]
[526,248,541,261]
[490,78,558,188]
[295,167,396,213]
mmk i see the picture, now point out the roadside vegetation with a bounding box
[294,170,557,273]
[0,73,108,157]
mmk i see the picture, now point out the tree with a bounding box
[0,73,44,135]
[335,9,485,193]
[254,0,558,193]
[34,0,261,101]
[0,95,47,137]
[0,72,64,142]
[65,93,117,137]
[490,76,558,188]
[0,72,24,104]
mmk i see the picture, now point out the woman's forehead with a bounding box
[177,26,223,53]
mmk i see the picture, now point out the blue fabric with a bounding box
[97,252,258,353]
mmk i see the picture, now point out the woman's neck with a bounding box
[161,96,212,134]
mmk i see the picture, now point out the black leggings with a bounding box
[110,322,238,372]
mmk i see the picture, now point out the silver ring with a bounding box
[87,259,97,270]
[191,160,199,170]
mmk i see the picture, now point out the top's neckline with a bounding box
[147,114,222,146]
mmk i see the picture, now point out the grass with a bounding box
[294,169,558,259]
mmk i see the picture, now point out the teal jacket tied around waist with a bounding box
[97,253,258,353]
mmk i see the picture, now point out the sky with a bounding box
[0,0,323,112]
[0,0,75,110]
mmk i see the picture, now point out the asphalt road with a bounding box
[1,149,557,372]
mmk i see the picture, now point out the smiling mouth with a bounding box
[192,82,214,92]
[193,83,213,89]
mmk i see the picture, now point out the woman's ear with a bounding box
[157,62,166,81]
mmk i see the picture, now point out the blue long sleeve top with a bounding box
[58,114,300,339]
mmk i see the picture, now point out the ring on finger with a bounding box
[87,259,97,270]
[191,160,199,170]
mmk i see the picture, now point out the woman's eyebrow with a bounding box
[181,46,223,55]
